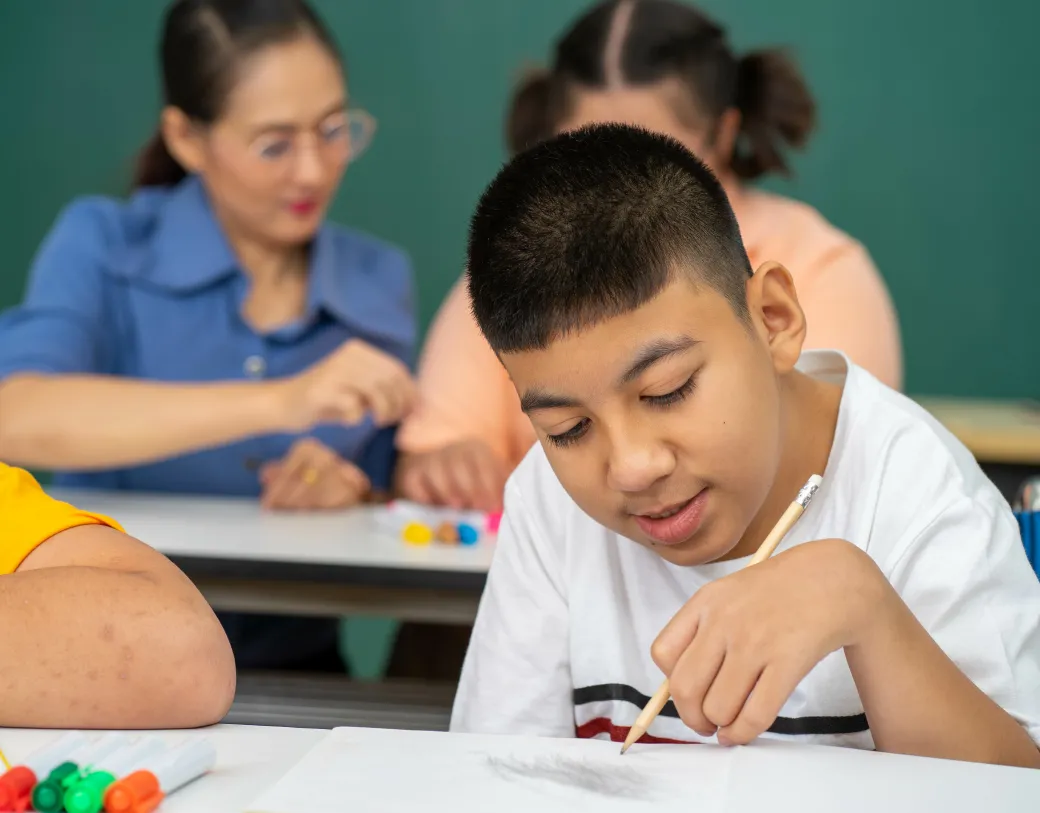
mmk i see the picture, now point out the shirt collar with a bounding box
[307,227,415,352]
[148,175,239,291]
[145,176,412,349]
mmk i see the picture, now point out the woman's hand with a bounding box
[260,437,371,510]
[279,339,416,430]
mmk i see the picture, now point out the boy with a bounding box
[0,461,235,727]
[450,124,1040,768]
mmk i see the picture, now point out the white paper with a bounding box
[245,727,734,813]
[725,739,1040,812]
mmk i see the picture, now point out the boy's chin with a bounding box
[629,527,737,566]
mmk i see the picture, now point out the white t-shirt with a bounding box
[451,350,1040,749]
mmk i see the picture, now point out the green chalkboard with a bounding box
[1,0,1035,397]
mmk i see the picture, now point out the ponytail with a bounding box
[133,130,187,188]
[506,68,556,156]
[730,48,815,181]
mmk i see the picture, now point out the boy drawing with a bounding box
[0,462,235,727]
[450,125,1040,768]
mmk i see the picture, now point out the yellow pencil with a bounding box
[620,473,824,755]
[0,747,9,771]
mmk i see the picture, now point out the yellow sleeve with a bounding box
[0,463,124,575]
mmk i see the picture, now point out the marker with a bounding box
[32,734,130,813]
[0,732,88,812]
[64,738,167,813]
[103,740,216,813]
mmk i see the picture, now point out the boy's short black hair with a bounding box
[466,123,754,354]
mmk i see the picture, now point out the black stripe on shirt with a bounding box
[573,683,869,736]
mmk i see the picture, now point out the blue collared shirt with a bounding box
[0,176,416,495]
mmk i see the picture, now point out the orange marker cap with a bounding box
[102,770,164,813]
[0,767,38,812]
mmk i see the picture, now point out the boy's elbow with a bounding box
[156,609,237,726]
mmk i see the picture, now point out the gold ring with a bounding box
[302,467,320,485]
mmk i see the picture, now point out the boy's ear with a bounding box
[745,261,806,374]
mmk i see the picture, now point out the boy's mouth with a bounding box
[632,489,709,547]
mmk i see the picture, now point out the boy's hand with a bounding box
[260,437,371,510]
[651,539,889,745]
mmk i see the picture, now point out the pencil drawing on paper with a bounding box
[485,755,655,801]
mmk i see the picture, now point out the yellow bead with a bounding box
[402,522,433,545]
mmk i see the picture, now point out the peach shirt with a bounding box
[397,189,902,471]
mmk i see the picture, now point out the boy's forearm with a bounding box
[846,587,1040,768]
[0,533,235,728]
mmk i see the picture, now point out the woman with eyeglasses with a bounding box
[0,0,416,673]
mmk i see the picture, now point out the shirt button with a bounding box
[244,355,266,379]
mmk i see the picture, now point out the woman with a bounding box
[0,0,416,672]
[396,0,903,512]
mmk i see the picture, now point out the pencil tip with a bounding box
[619,744,628,756]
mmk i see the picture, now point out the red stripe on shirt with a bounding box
[575,717,698,745]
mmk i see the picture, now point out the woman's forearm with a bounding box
[0,373,289,470]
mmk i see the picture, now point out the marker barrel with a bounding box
[103,740,215,813]
[14,732,89,780]
[30,733,130,813]
[65,738,167,813]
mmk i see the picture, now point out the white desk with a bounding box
[0,725,326,813]
[49,489,494,624]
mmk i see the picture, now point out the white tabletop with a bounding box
[0,724,326,813]
[49,489,495,575]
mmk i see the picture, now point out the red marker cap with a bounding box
[102,770,163,813]
[0,767,38,812]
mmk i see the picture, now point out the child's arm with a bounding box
[652,508,1040,768]
[395,278,515,510]
[1,523,236,728]
[450,481,573,735]
[845,572,1040,767]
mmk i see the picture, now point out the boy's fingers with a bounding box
[717,663,800,746]
[651,595,705,676]
[667,634,724,738]
[702,651,764,730]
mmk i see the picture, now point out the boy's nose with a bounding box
[606,436,676,494]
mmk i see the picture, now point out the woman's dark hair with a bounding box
[506,0,815,180]
[135,0,339,188]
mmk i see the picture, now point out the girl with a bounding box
[396,0,902,513]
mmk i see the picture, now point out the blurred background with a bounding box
[2,0,1036,397]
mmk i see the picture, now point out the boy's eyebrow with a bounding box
[617,336,699,386]
[520,389,582,414]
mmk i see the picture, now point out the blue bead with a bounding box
[457,523,479,545]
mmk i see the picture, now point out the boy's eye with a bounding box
[642,374,697,407]
[545,419,590,449]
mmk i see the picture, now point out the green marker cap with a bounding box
[33,762,80,813]
[64,770,116,813]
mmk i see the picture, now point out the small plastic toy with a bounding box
[377,501,499,546]
[435,522,459,544]
[402,521,434,546]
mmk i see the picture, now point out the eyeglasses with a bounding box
[240,108,378,172]
[345,108,377,162]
